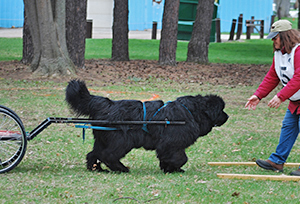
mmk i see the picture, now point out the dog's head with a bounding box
[176,94,228,127]
[200,95,228,127]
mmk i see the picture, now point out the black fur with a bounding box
[65,79,228,173]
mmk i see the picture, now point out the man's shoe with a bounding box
[290,169,300,176]
[256,159,284,172]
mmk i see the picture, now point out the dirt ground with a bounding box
[0,59,270,86]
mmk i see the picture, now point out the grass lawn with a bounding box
[0,37,274,65]
[1,36,300,203]
[1,80,300,203]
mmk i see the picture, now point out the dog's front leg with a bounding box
[159,161,185,173]
[104,160,129,173]
[86,151,108,172]
[157,148,188,173]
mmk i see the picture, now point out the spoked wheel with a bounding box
[0,105,23,125]
[0,107,27,173]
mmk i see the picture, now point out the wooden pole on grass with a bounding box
[228,19,236,41]
[235,14,243,40]
[217,173,300,181]
[152,21,157,40]
[215,18,221,42]
[207,162,300,167]
[260,20,264,39]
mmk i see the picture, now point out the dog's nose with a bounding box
[214,113,229,127]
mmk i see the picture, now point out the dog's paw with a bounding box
[176,168,185,173]
[98,168,110,173]
[92,163,98,171]
[163,168,185,173]
[111,167,130,173]
[87,164,94,171]
[106,163,130,173]
[87,161,103,171]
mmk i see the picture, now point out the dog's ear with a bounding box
[203,95,225,121]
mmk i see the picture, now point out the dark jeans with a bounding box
[269,109,299,166]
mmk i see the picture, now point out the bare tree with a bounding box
[186,0,215,64]
[158,0,180,66]
[23,0,75,76]
[111,0,129,61]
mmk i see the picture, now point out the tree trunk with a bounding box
[66,0,87,68]
[23,0,87,69]
[23,0,75,77]
[158,0,180,66]
[111,0,129,61]
[186,0,214,64]
[21,10,33,64]
[276,0,290,18]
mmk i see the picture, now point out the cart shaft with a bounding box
[26,117,185,141]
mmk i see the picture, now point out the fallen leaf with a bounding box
[232,192,240,197]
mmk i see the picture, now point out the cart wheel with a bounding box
[0,108,27,173]
[0,105,23,125]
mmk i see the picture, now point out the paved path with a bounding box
[0,27,263,41]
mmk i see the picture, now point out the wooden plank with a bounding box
[208,162,255,166]
[217,173,300,181]
[208,162,300,167]
[246,23,262,27]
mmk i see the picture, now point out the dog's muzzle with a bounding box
[214,114,229,127]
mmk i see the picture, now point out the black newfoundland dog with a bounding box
[66,79,228,173]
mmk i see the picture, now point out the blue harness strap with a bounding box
[150,101,170,120]
[75,124,119,143]
[180,103,192,116]
[142,102,149,133]
[75,124,119,131]
[142,101,171,133]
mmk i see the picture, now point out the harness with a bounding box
[75,102,191,142]
[142,101,170,133]
[142,101,192,133]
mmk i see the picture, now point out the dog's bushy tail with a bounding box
[65,79,92,116]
